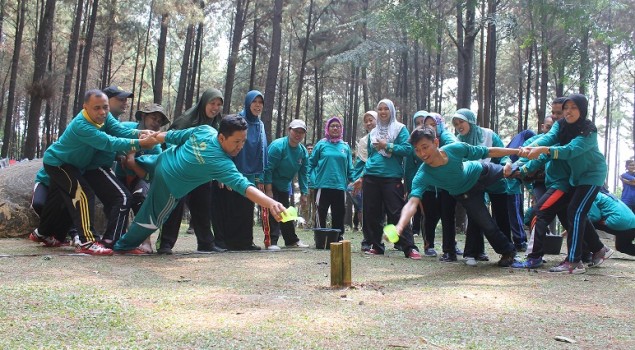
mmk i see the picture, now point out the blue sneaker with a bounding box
[511,257,543,269]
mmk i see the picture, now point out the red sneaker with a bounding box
[114,248,149,255]
[364,248,383,256]
[76,242,113,256]
[29,230,62,247]
[407,249,422,260]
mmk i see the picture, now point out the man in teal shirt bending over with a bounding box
[264,119,310,250]
[114,115,286,253]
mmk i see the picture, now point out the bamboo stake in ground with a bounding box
[330,242,343,287]
[341,240,351,287]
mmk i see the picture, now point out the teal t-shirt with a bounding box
[264,136,309,194]
[404,130,457,192]
[35,167,49,186]
[161,125,253,198]
[112,121,162,178]
[308,139,353,191]
[529,121,607,187]
[364,126,411,179]
[43,110,140,169]
[588,192,635,231]
[410,142,490,198]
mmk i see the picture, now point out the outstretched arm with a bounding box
[395,197,421,235]
[245,186,286,221]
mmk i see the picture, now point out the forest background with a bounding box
[0,0,633,193]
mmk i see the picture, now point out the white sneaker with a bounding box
[267,245,281,251]
[464,257,477,267]
[287,241,309,248]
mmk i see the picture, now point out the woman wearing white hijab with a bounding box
[362,99,421,259]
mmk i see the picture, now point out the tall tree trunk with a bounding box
[604,42,611,157]
[579,28,590,95]
[414,40,421,111]
[77,0,98,112]
[275,42,285,139]
[223,0,250,114]
[0,0,5,42]
[313,68,321,145]
[1,0,26,158]
[24,0,56,160]
[524,46,532,129]
[484,0,497,131]
[186,17,204,110]
[294,0,315,119]
[517,48,524,131]
[173,24,194,118]
[591,59,599,123]
[283,38,292,136]
[262,0,283,141]
[136,1,154,114]
[248,16,258,91]
[477,0,485,124]
[101,0,117,88]
[454,0,478,110]
[57,0,83,134]
[154,12,168,104]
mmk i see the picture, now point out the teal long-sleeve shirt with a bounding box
[43,110,140,169]
[308,139,353,191]
[364,126,411,179]
[263,136,309,194]
[160,125,253,198]
[113,121,162,180]
[588,192,635,231]
[409,142,491,198]
[528,121,607,186]
[404,130,457,192]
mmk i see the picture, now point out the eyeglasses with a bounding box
[329,124,342,129]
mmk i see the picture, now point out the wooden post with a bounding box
[341,240,351,287]
[330,242,343,287]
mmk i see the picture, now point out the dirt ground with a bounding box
[1,229,634,349]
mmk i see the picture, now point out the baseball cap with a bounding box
[135,103,169,126]
[289,119,307,131]
[103,86,133,99]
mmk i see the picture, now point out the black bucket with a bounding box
[543,235,563,255]
[312,228,341,249]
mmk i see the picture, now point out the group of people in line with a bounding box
[28,84,634,275]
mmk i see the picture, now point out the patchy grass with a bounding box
[1,228,634,349]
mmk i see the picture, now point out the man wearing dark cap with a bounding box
[103,86,134,119]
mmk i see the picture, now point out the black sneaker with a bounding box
[239,244,261,251]
[157,246,173,255]
[439,252,458,262]
[476,253,490,261]
[497,252,517,267]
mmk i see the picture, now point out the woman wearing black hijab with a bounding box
[522,94,612,274]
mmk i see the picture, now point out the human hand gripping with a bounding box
[268,200,286,222]
[139,132,161,149]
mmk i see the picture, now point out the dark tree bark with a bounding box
[579,28,590,95]
[604,42,611,157]
[0,0,5,47]
[154,12,168,104]
[76,0,98,114]
[293,0,315,120]
[453,0,478,110]
[248,15,258,91]
[24,0,56,160]
[57,0,83,134]
[1,0,26,158]
[101,0,117,88]
[483,0,497,131]
[223,0,250,114]
[262,0,282,141]
[282,37,292,136]
[173,24,194,118]
[186,16,204,110]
